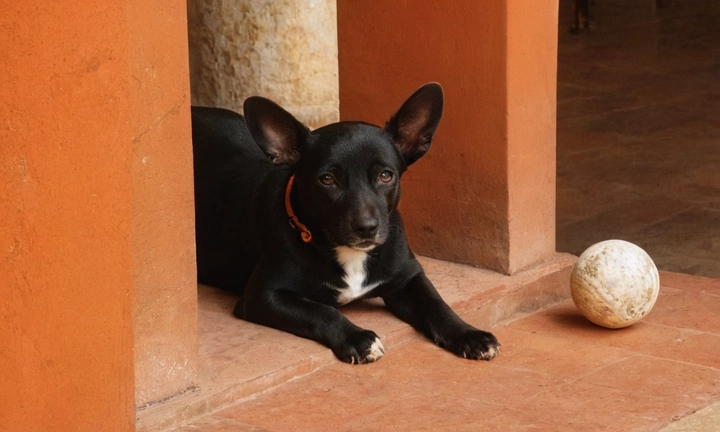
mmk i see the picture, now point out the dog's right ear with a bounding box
[243,97,309,166]
[384,83,444,166]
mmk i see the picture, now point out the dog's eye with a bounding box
[318,173,335,186]
[379,170,394,183]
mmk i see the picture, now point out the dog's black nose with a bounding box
[352,217,379,238]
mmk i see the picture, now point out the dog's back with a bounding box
[191,106,282,292]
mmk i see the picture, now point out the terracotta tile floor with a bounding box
[556,0,720,277]
[179,272,720,431]
[171,2,720,430]
[137,256,576,431]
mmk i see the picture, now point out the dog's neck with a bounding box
[285,175,313,243]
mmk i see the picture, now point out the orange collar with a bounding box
[285,175,312,243]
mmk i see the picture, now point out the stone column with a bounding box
[187,0,339,128]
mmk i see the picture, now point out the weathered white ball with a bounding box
[570,240,660,329]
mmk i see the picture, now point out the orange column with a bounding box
[337,0,558,274]
[0,2,136,430]
[127,0,199,407]
[0,0,196,430]
[506,1,559,273]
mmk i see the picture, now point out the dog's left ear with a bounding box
[243,97,310,165]
[384,83,444,166]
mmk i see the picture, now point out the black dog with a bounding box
[191,83,500,364]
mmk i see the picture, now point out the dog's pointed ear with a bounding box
[384,83,444,166]
[243,97,309,165]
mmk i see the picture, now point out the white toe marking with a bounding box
[366,337,385,362]
[481,345,500,360]
[463,343,500,360]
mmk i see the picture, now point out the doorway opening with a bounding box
[556,0,720,277]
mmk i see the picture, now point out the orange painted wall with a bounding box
[0,2,136,431]
[0,0,196,429]
[338,0,558,274]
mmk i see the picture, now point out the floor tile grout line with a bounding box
[504,310,720,353]
[640,318,720,338]
[140,352,338,432]
[629,353,720,374]
[557,98,702,123]
[494,355,698,426]
[556,201,702,238]
[497,337,642,388]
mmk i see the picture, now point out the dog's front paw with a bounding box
[441,330,500,361]
[332,330,385,364]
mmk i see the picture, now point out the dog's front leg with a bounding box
[383,272,500,360]
[236,290,385,364]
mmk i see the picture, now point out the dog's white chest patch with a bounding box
[332,246,382,305]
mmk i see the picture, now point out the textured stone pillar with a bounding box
[187,0,339,128]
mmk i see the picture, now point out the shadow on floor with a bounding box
[556,0,720,277]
